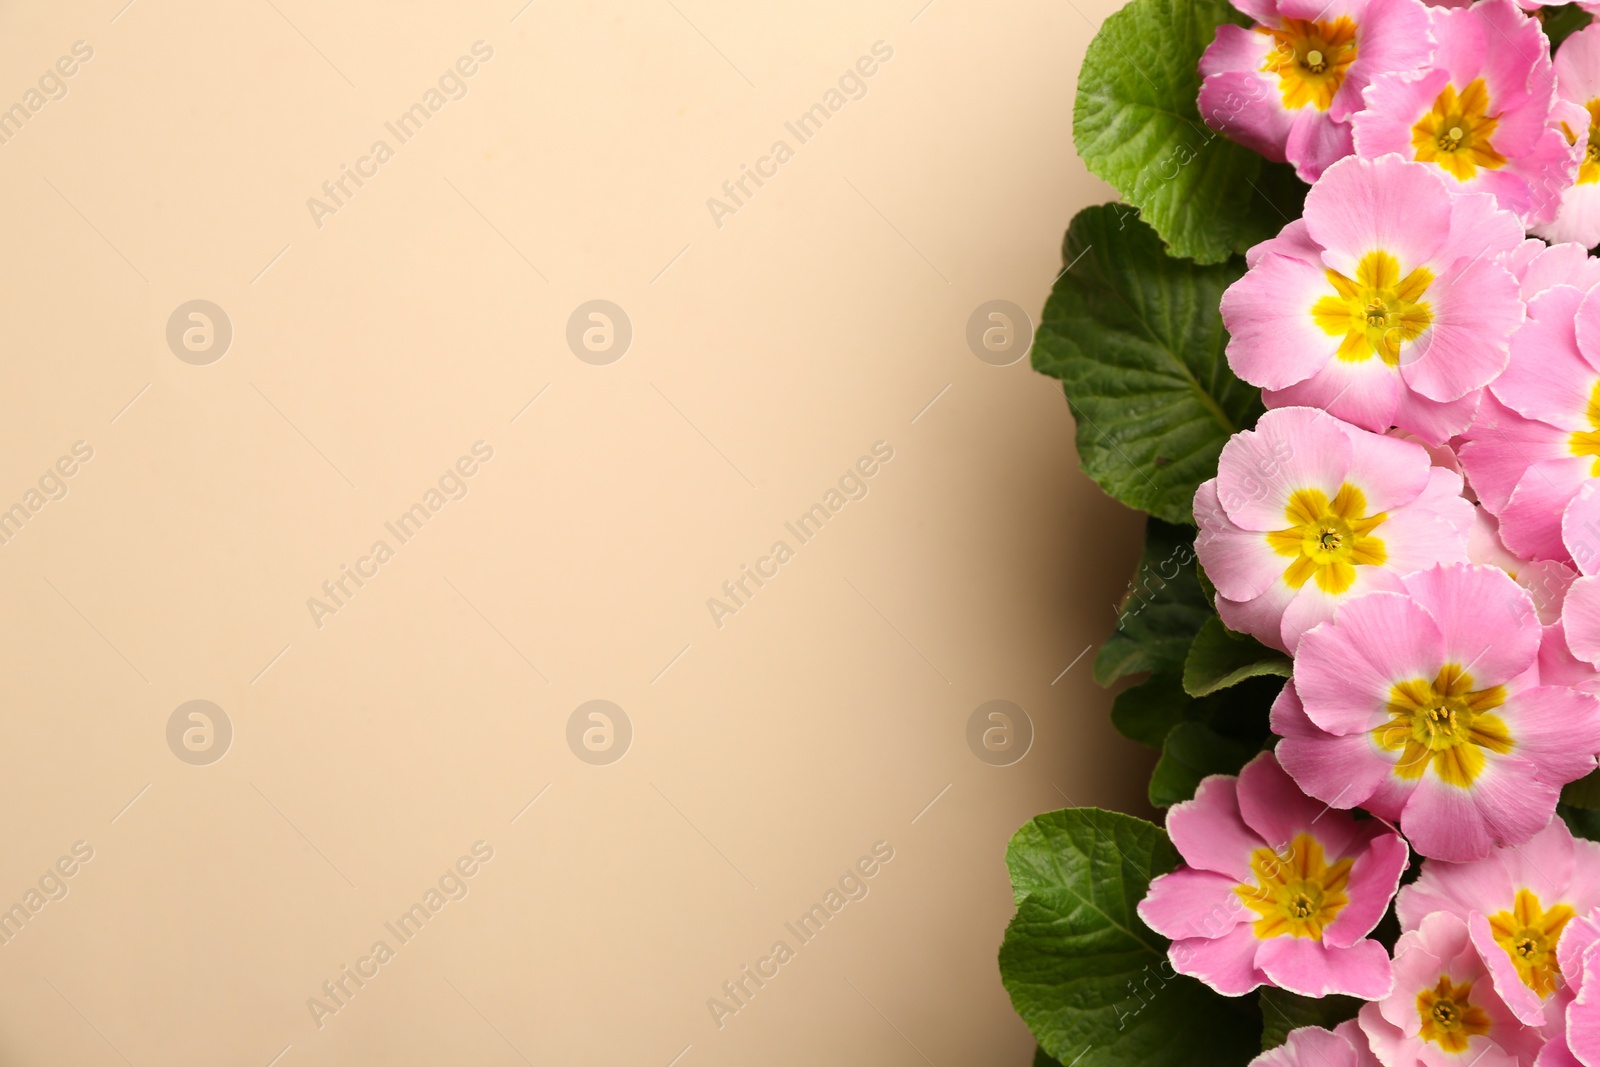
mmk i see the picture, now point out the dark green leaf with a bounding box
[1241,162,1310,250]
[1370,894,1405,954]
[1113,667,1283,753]
[1111,669,1193,748]
[1259,988,1362,1050]
[1117,666,1281,804]
[1544,4,1593,50]
[1563,803,1600,842]
[1183,616,1292,697]
[1563,769,1600,810]
[1199,674,1285,740]
[1001,809,1259,1067]
[1094,519,1212,685]
[1033,205,1263,525]
[1073,0,1279,262]
[1149,720,1261,807]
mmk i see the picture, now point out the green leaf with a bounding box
[1094,519,1212,685]
[1149,720,1260,807]
[1544,4,1593,50]
[1001,809,1259,1067]
[1033,205,1264,525]
[1033,1047,1067,1067]
[1564,769,1600,810]
[1259,988,1362,1050]
[1111,669,1193,748]
[1113,666,1282,755]
[1073,0,1293,263]
[1562,803,1600,842]
[1183,616,1292,697]
[1370,893,1405,953]
[1116,659,1282,805]
[1243,162,1311,248]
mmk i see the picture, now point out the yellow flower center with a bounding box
[1265,484,1387,594]
[1373,664,1512,787]
[1586,105,1600,184]
[1488,889,1575,998]
[1258,17,1359,111]
[1561,99,1600,186]
[1569,381,1600,475]
[1418,976,1493,1053]
[1311,250,1434,365]
[1236,832,1353,940]
[1411,79,1506,181]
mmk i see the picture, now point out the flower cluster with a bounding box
[1202,0,1588,226]
[1140,4,1600,1064]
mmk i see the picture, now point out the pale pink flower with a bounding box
[1196,407,1473,653]
[1508,238,1600,302]
[1541,910,1600,1066]
[1472,508,1527,575]
[1471,509,1576,625]
[1459,282,1600,561]
[1393,427,1466,477]
[1277,563,1600,861]
[1222,154,1524,443]
[1353,0,1580,226]
[1398,819,1600,1025]
[1531,507,1597,692]
[1531,25,1600,247]
[1138,751,1406,999]
[1198,0,1434,181]
[1538,619,1600,695]
[1360,911,1545,1067]
[1252,1020,1380,1066]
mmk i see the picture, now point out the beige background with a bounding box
[0,0,1148,1063]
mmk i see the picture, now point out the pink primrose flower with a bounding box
[1138,751,1407,999]
[1278,563,1600,861]
[1199,0,1434,180]
[1223,154,1524,443]
[1360,911,1545,1067]
[1459,281,1600,561]
[1252,1019,1381,1066]
[1354,0,1579,226]
[1196,406,1473,653]
[1531,25,1600,247]
[1398,819,1600,1025]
